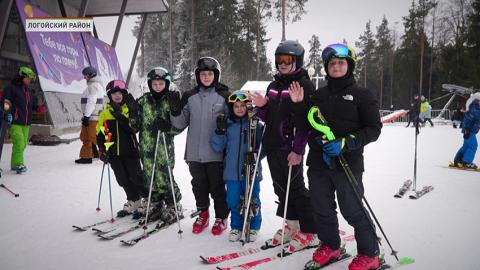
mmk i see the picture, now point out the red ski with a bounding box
[216,255,278,270]
[201,248,261,264]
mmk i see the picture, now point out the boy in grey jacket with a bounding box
[169,57,230,235]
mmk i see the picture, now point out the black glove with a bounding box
[81,116,89,127]
[463,130,471,139]
[155,117,172,132]
[99,148,108,163]
[110,103,128,122]
[244,151,257,166]
[167,91,181,116]
[124,93,138,118]
[215,114,227,135]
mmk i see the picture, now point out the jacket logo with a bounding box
[343,94,354,101]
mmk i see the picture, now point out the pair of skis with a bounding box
[393,180,434,199]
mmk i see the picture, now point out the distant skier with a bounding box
[422,97,434,127]
[3,67,38,174]
[96,80,148,217]
[250,40,318,254]
[406,94,420,128]
[130,67,183,222]
[169,57,230,235]
[290,43,382,270]
[453,92,480,169]
[211,91,264,242]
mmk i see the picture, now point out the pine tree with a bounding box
[355,20,377,89]
[374,16,393,109]
[307,34,321,75]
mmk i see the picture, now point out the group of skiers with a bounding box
[406,94,433,128]
[72,40,384,270]
[4,37,479,270]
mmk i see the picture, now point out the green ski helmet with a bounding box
[19,66,37,81]
[147,67,172,91]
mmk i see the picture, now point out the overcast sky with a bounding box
[94,0,441,77]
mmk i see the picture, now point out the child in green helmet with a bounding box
[3,67,38,174]
[130,67,183,223]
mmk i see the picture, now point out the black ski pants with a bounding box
[266,149,316,233]
[308,167,379,257]
[189,161,229,219]
[109,157,148,201]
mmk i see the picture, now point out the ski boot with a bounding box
[117,199,141,217]
[261,219,299,249]
[16,165,28,174]
[192,210,209,234]
[348,254,379,270]
[211,218,228,235]
[279,231,319,256]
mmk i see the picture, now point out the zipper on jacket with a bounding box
[24,86,29,124]
[116,120,120,156]
[237,119,243,181]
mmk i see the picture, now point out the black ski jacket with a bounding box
[294,76,382,172]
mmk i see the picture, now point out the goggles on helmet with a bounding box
[197,57,218,70]
[275,54,295,65]
[228,91,249,104]
[321,44,357,63]
[148,68,170,81]
[106,80,127,92]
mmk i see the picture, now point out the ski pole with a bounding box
[107,163,114,222]
[96,162,106,211]
[309,107,399,261]
[240,123,266,244]
[413,121,420,192]
[280,127,295,259]
[161,132,183,235]
[144,130,161,230]
[0,183,19,197]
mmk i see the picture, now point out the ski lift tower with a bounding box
[433,84,475,120]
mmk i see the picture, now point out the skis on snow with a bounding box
[409,186,434,199]
[447,162,480,172]
[200,248,262,264]
[393,180,412,198]
[121,215,184,246]
[72,219,114,231]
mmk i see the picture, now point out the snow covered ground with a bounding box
[0,124,478,270]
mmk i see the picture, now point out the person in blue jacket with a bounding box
[3,67,38,174]
[211,91,264,242]
[453,92,480,169]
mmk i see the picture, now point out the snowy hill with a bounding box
[0,124,478,270]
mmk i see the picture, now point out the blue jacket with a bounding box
[463,102,480,135]
[3,79,37,126]
[211,116,264,182]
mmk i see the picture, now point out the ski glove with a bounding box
[155,117,172,132]
[110,104,128,124]
[5,113,12,124]
[168,91,181,116]
[323,134,359,157]
[99,148,108,163]
[215,114,227,135]
[124,93,139,118]
[322,152,333,168]
[81,116,90,127]
[463,130,471,139]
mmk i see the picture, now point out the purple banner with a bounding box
[82,33,124,88]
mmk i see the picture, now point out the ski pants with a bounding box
[109,156,148,201]
[9,124,29,169]
[189,161,229,219]
[226,179,262,231]
[455,133,478,164]
[79,121,97,159]
[308,167,379,257]
[266,149,316,233]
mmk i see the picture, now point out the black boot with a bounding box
[75,158,92,164]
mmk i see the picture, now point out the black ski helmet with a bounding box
[82,66,97,78]
[106,80,128,102]
[147,67,172,91]
[275,40,305,71]
[195,57,221,87]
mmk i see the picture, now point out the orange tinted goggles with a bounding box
[275,54,294,65]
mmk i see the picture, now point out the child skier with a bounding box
[249,40,318,254]
[3,67,38,174]
[96,80,148,217]
[130,67,183,222]
[169,57,230,235]
[211,91,264,242]
[289,43,382,270]
[453,92,480,169]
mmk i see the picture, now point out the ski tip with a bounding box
[199,256,210,264]
[72,226,85,231]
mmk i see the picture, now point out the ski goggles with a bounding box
[275,54,295,65]
[321,44,357,63]
[148,68,170,80]
[228,92,249,103]
[197,57,218,70]
[106,80,127,92]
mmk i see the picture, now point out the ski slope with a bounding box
[0,124,478,270]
